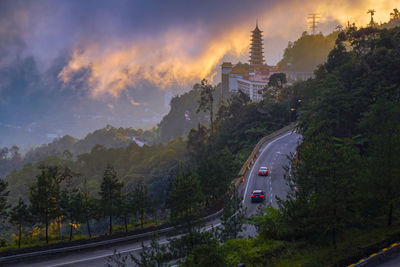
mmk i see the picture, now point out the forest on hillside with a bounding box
[277,31,339,72]
[0,77,294,250]
[165,20,400,266]
[104,16,400,267]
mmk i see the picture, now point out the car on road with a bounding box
[251,190,265,203]
[258,167,269,176]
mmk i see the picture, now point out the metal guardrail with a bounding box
[0,208,224,263]
[0,124,295,264]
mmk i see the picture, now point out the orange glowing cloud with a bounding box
[59,27,249,98]
[59,0,400,98]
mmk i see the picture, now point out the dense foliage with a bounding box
[0,73,292,250]
[130,20,400,267]
[216,23,400,266]
[278,31,339,72]
[283,24,400,241]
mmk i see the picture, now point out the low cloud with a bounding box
[57,0,400,98]
[59,26,249,98]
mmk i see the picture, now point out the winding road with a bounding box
[240,130,301,237]
[4,129,301,267]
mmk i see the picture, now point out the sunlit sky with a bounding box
[0,0,399,147]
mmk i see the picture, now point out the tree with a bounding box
[99,165,123,235]
[219,185,247,241]
[60,189,86,241]
[367,9,377,27]
[167,164,204,250]
[29,169,60,243]
[9,198,31,248]
[277,31,339,72]
[360,99,400,226]
[130,235,169,267]
[264,73,287,100]
[0,179,9,223]
[250,206,284,241]
[9,145,22,163]
[133,180,149,229]
[390,8,400,20]
[280,136,360,248]
[197,79,216,137]
[268,73,287,89]
[119,193,132,233]
[187,124,209,164]
[197,147,235,204]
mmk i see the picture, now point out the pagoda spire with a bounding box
[249,21,264,67]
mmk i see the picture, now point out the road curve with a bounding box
[239,130,301,237]
[5,129,301,267]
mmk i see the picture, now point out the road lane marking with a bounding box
[242,131,293,203]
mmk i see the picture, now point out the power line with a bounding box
[307,13,321,35]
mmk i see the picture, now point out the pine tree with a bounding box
[167,164,203,250]
[0,179,9,223]
[197,79,215,136]
[29,169,60,244]
[133,180,149,229]
[9,198,31,248]
[219,185,247,241]
[99,165,123,235]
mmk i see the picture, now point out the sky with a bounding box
[0,0,399,148]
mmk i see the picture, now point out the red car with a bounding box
[258,167,269,176]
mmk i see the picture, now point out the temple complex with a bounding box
[249,22,264,67]
[221,22,271,101]
[221,22,313,101]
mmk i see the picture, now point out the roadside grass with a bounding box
[0,219,166,254]
[274,217,400,266]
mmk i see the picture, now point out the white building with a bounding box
[221,23,314,101]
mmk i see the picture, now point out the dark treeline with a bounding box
[178,21,400,266]
[2,164,156,247]
[0,84,220,184]
[277,24,400,247]
[278,30,339,72]
[0,146,22,179]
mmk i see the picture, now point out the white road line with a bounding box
[47,223,222,267]
[242,131,293,203]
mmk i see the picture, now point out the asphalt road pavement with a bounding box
[239,130,301,237]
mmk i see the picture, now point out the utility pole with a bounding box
[307,13,321,35]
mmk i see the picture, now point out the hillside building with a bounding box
[221,22,313,101]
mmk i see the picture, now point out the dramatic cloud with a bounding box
[56,0,400,98]
[1,0,399,146]
[59,27,249,98]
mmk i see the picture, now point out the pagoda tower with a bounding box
[249,21,264,67]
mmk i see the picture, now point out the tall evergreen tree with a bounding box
[99,165,123,235]
[29,169,60,243]
[361,99,400,226]
[197,147,235,204]
[219,185,247,241]
[0,179,9,223]
[9,198,31,248]
[133,180,149,229]
[167,164,203,250]
[197,79,215,136]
